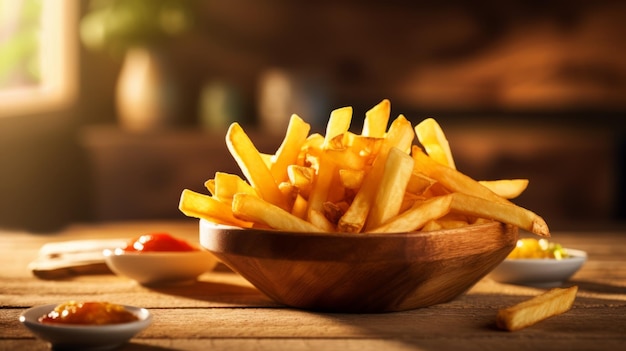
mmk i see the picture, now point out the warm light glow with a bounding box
[0,0,78,117]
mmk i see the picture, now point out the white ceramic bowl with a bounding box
[19,304,152,350]
[104,248,218,285]
[488,248,587,287]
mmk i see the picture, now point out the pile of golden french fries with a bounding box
[179,99,549,237]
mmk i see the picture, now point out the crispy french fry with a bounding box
[415,117,456,169]
[278,181,298,207]
[322,201,346,225]
[339,169,365,190]
[322,106,352,149]
[366,147,415,230]
[259,153,273,169]
[300,133,325,169]
[204,179,216,195]
[406,172,436,195]
[271,114,311,184]
[309,209,336,232]
[413,146,546,237]
[422,220,443,232]
[362,99,390,138]
[291,193,308,219]
[287,164,314,198]
[324,146,369,171]
[399,192,426,213]
[496,286,578,331]
[232,193,323,232]
[306,154,337,222]
[179,189,252,228]
[367,194,453,233]
[448,192,549,237]
[226,123,288,210]
[213,172,258,204]
[479,179,529,199]
[412,146,506,204]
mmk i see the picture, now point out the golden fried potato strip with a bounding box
[497,286,578,331]
[479,179,529,199]
[179,189,252,228]
[411,147,549,236]
[362,99,390,138]
[213,172,258,204]
[367,194,453,233]
[448,192,549,237]
[415,117,456,169]
[412,146,506,204]
[322,106,352,149]
[232,194,323,232]
[366,147,415,230]
[226,123,288,210]
[270,114,311,184]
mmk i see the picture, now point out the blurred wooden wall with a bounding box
[1,0,624,232]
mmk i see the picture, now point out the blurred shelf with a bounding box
[79,125,281,222]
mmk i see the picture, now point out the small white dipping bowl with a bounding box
[104,248,218,285]
[19,304,152,350]
[488,248,587,287]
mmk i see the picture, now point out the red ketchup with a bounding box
[39,301,138,325]
[123,233,198,252]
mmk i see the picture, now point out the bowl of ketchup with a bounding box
[104,232,218,285]
[19,301,152,350]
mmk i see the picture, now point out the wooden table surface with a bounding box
[1,220,625,351]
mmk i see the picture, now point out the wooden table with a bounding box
[1,220,625,350]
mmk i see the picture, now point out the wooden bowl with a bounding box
[199,219,518,313]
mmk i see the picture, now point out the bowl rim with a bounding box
[199,219,518,262]
[200,218,509,238]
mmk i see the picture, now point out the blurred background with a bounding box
[1,0,625,233]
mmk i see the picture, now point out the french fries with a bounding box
[415,117,456,169]
[226,123,289,211]
[270,114,311,184]
[496,286,578,331]
[365,147,415,230]
[179,99,550,238]
[479,179,529,199]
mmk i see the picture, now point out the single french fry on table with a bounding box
[496,286,578,331]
